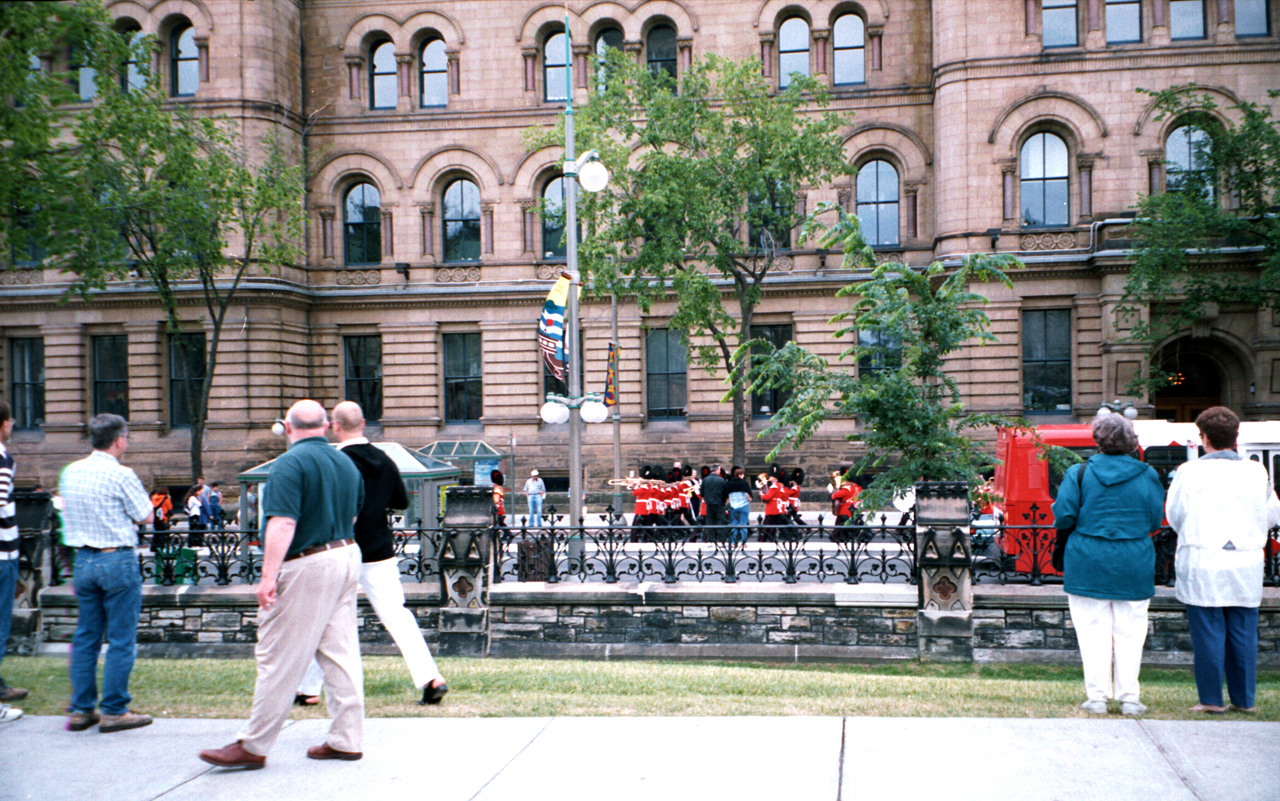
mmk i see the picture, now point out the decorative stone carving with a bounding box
[535,264,564,280]
[336,269,381,286]
[1018,232,1077,251]
[0,269,43,285]
[436,266,481,283]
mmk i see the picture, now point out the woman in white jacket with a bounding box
[1165,406,1280,713]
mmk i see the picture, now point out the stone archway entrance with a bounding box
[1153,351,1222,422]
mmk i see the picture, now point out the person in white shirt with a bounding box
[1165,406,1280,713]
[523,469,546,527]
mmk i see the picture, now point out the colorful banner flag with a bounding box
[538,272,572,382]
[604,342,619,406]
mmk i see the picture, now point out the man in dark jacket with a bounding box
[700,465,728,536]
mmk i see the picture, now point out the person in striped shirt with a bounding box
[0,400,29,722]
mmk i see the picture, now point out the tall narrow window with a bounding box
[1170,0,1207,38]
[1020,132,1070,227]
[857,330,901,379]
[778,18,810,89]
[443,332,482,422]
[420,39,447,108]
[1105,0,1142,42]
[542,176,567,260]
[10,209,45,267]
[1236,0,1271,36]
[748,185,792,253]
[1166,124,1214,198]
[169,332,206,428]
[344,183,381,265]
[443,179,481,262]
[646,24,677,83]
[170,25,198,96]
[856,160,900,247]
[92,334,129,418]
[595,26,624,89]
[122,29,146,92]
[832,14,866,86]
[750,324,792,416]
[544,31,568,103]
[369,41,396,109]
[1022,309,1072,413]
[71,44,96,101]
[1043,0,1079,47]
[645,329,687,419]
[344,335,383,422]
[9,338,44,430]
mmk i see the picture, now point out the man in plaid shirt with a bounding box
[0,400,29,722]
[60,413,154,733]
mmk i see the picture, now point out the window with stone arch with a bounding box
[542,175,567,260]
[1166,123,1214,199]
[777,17,810,89]
[544,29,568,103]
[120,26,147,92]
[343,182,381,265]
[832,13,865,86]
[646,23,677,84]
[856,159,900,247]
[1020,131,1070,228]
[442,177,481,262]
[594,25,624,90]
[170,24,198,97]
[369,40,396,110]
[420,38,447,108]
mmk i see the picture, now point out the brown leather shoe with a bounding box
[306,743,362,761]
[200,741,267,770]
[66,710,100,731]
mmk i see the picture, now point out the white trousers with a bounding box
[1067,594,1150,704]
[300,557,443,695]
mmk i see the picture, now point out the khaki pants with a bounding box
[239,544,363,755]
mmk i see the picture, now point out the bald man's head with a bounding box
[285,399,327,436]
[331,401,365,441]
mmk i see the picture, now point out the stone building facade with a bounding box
[1,0,1278,502]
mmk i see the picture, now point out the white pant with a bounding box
[300,558,443,695]
[1067,594,1150,704]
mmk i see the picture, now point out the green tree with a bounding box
[56,35,304,481]
[1118,86,1280,391]
[527,52,851,467]
[747,207,1025,510]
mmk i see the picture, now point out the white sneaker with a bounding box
[0,703,23,722]
[1121,700,1147,716]
[1080,699,1108,714]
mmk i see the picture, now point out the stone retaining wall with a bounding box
[26,583,1280,666]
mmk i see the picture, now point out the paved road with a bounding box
[7,714,1278,801]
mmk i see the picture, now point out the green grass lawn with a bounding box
[4,657,1278,720]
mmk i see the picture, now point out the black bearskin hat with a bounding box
[490,469,505,486]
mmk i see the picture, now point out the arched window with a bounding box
[832,14,865,85]
[544,31,568,103]
[542,176,566,260]
[647,24,677,82]
[71,44,96,102]
[420,39,447,108]
[1166,124,1214,198]
[1020,132,1069,227]
[170,26,198,97]
[369,41,396,110]
[595,26,624,89]
[857,160,899,246]
[122,28,146,92]
[778,18,810,88]
[343,183,381,265]
[443,179,481,262]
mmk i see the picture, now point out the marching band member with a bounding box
[760,474,790,542]
[830,473,862,541]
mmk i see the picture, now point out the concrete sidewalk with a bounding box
[5,714,1278,801]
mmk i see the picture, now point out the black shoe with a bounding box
[420,681,448,706]
[0,678,28,703]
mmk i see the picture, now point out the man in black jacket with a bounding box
[700,465,728,539]
[329,401,448,705]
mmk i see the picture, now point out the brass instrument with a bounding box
[827,471,844,494]
[754,472,773,490]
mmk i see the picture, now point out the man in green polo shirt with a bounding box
[200,399,365,770]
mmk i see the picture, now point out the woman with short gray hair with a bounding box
[1051,412,1165,715]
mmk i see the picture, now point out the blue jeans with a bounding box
[1185,604,1258,709]
[69,549,142,716]
[528,494,543,527]
[0,559,16,670]
[729,505,750,545]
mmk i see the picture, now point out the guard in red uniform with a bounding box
[761,476,790,542]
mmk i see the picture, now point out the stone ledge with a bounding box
[488,640,919,662]
[489,582,917,607]
[973,585,1280,610]
[38,583,442,608]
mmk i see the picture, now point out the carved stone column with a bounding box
[482,203,495,255]
[837,187,851,213]
[396,52,413,99]
[1000,160,1018,222]
[904,182,922,240]
[417,202,436,260]
[759,33,775,77]
[678,37,693,72]
[519,200,536,253]
[915,481,974,662]
[868,26,884,71]
[1144,150,1165,195]
[521,47,537,92]
[381,210,394,258]
[318,206,335,260]
[1077,153,1095,222]
[194,36,210,82]
[446,49,461,96]
[624,40,643,65]
[812,28,829,75]
[436,486,493,656]
[574,44,590,89]
[345,55,363,100]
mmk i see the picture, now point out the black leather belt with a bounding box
[284,538,354,562]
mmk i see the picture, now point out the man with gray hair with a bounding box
[60,413,155,733]
[200,399,365,770]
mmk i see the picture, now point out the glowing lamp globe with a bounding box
[540,401,570,425]
[581,400,609,424]
[578,160,610,193]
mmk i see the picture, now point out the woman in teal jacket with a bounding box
[1050,413,1165,716]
